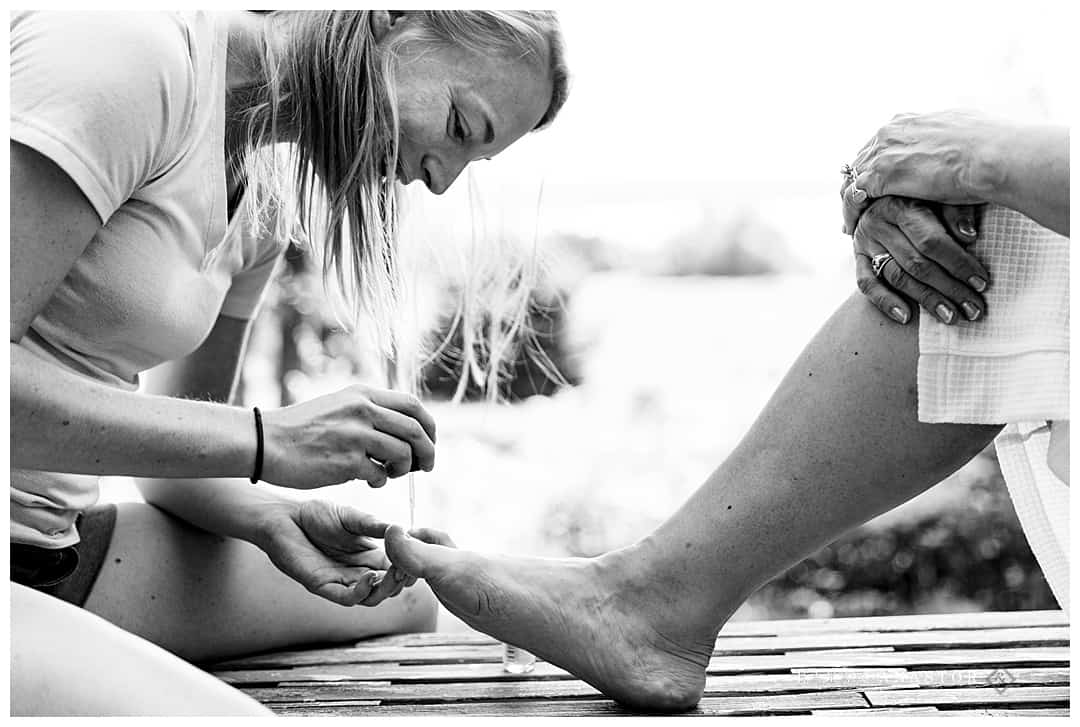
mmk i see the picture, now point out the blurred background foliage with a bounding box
[237,205,1058,622]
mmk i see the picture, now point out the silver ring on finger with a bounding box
[871,252,893,279]
[840,162,858,179]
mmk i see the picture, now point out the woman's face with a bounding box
[389,39,553,195]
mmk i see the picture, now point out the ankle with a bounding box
[602,535,746,625]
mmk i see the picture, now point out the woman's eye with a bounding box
[452,107,466,142]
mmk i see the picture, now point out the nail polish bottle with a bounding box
[502,643,536,674]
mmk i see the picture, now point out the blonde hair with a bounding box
[236,11,569,359]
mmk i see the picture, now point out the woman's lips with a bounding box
[395,157,431,190]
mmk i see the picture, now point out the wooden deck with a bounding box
[207,609,1069,716]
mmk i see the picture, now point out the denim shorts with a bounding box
[9,504,117,607]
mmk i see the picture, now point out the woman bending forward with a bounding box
[10,10,568,715]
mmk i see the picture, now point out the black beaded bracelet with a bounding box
[250,406,264,484]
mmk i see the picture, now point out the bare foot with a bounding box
[385,526,729,712]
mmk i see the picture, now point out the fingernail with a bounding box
[936,304,955,324]
[961,302,980,320]
[852,189,867,203]
[959,218,977,237]
[968,276,987,292]
[889,306,909,324]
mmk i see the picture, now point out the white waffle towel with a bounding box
[918,204,1069,614]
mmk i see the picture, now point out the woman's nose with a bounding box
[424,155,468,196]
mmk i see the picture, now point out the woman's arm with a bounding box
[842,111,1070,237]
[11,342,257,478]
[10,141,256,480]
[12,140,436,489]
[989,123,1069,236]
[135,314,297,545]
[136,317,411,606]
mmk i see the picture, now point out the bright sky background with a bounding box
[415,0,1076,259]
[512,0,1074,186]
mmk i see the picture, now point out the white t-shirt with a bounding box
[10,11,287,547]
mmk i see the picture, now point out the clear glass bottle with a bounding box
[502,643,536,674]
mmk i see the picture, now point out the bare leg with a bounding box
[83,502,438,662]
[10,583,270,715]
[385,293,1002,711]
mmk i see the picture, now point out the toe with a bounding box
[386,525,458,581]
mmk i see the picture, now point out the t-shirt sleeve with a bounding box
[10,11,194,224]
[220,234,287,321]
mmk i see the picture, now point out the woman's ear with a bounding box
[370,11,407,43]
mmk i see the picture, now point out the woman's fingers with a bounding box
[313,571,377,607]
[358,570,406,606]
[368,407,436,473]
[367,389,437,444]
[919,204,990,293]
[860,218,961,324]
[842,181,873,235]
[877,257,964,325]
[840,137,884,234]
[938,204,980,247]
[336,506,392,540]
[351,457,389,488]
[854,198,987,322]
[937,204,991,290]
[854,251,910,324]
[880,202,986,321]
[363,431,413,481]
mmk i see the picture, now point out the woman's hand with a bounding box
[852,196,991,325]
[260,385,437,489]
[256,499,414,607]
[841,110,1009,235]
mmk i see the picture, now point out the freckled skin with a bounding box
[389,39,552,194]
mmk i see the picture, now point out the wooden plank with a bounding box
[717,610,1066,637]
[339,610,1066,647]
[812,707,940,715]
[706,646,1069,673]
[208,625,1067,672]
[211,646,1069,687]
[934,708,1070,716]
[865,685,1070,708]
[271,701,382,715]
[266,690,869,716]
[899,668,1069,690]
[243,679,602,704]
[215,653,894,686]
[215,661,571,685]
[793,667,1067,693]
[237,667,1069,706]
[237,669,920,704]
[711,626,1068,654]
